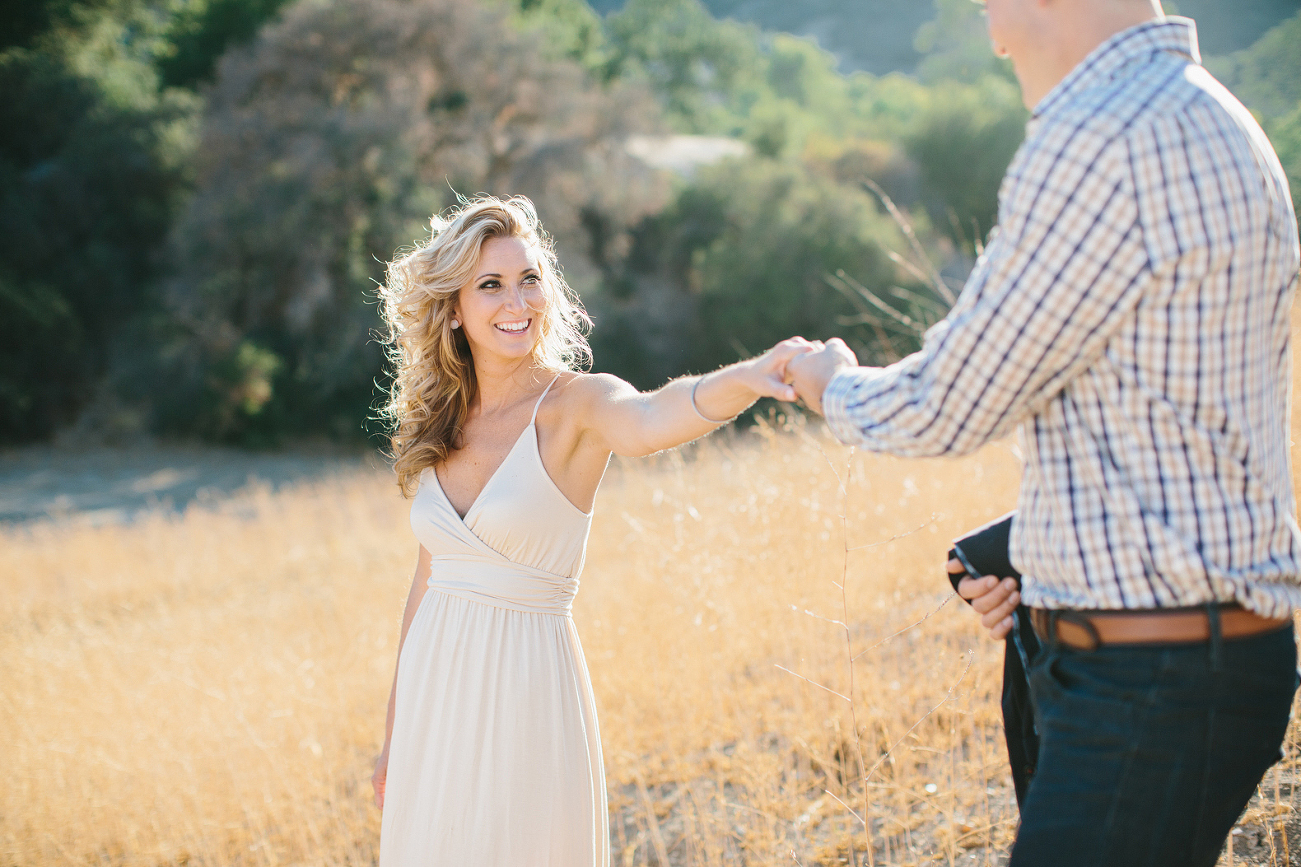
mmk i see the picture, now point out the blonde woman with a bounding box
[371,195,810,864]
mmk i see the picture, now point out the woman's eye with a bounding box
[522,274,541,285]
[478,280,500,290]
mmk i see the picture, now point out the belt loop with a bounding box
[1206,603,1223,672]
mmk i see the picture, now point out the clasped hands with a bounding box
[760,336,859,415]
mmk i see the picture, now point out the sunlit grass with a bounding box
[3,410,1299,865]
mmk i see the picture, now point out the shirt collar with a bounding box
[1033,17,1201,118]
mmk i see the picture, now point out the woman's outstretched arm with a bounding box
[574,337,816,458]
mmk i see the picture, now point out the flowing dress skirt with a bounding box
[379,590,608,866]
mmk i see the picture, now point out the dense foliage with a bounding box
[2,0,1298,446]
[158,0,660,443]
[592,158,911,389]
[0,3,196,441]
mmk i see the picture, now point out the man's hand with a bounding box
[742,337,817,403]
[947,558,1020,640]
[785,338,858,415]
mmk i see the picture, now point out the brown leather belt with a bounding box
[1030,604,1291,651]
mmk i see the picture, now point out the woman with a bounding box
[371,194,810,865]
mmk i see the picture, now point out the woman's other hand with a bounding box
[372,748,389,810]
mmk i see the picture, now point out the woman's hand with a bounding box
[372,747,389,809]
[734,336,818,403]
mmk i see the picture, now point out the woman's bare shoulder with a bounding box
[538,372,643,445]
[550,370,638,406]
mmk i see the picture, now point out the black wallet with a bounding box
[946,509,1040,807]
[947,510,1020,594]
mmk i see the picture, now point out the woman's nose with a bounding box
[503,284,526,310]
[505,282,541,312]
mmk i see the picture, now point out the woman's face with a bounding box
[454,235,546,363]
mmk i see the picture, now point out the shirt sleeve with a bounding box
[823,127,1152,456]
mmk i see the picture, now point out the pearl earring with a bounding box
[450,318,460,329]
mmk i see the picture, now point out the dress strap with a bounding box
[530,375,561,425]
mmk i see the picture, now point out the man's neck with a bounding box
[1014,1,1165,109]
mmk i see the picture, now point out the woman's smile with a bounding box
[494,318,531,335]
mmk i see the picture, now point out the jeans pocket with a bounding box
[1217,627,1300,710]
[1028,646,1066,703]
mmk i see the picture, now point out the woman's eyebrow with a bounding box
[475,268,539,281]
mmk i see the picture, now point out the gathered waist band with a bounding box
[426,554,577,615]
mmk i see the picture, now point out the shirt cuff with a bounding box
[821,367,872,445]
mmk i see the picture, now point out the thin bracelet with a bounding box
[690,374,732,425]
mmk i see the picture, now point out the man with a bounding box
[786,1,1301,864]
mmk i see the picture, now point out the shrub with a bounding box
[0,30,196,442]
[161,0,663,444]
[905,77,1026,251]
[592,157,934,387]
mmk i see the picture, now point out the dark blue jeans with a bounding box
[1010,623,1298,867]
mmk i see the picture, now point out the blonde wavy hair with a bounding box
[380,195,592,496]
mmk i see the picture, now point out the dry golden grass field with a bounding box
[6,4,1301,858]
[4,414,1301,866]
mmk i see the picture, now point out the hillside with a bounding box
[586,0,1301,74]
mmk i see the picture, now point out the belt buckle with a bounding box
[1052,610,1104,651]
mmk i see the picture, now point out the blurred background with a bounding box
[4,3,1301,864]
[2,0,1299,452]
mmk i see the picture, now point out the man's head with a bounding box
[976,0,1165,108]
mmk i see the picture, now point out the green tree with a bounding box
[0,3,196,442]
[592,157,923,386]
[512,0,609,70]
[905,76,1026,250]
[914,0,1012,85]
[157,0,294,89]
[739,33,862,157]
[161,0,663,443]
[603,0,765,134]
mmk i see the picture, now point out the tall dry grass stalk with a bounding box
[3,413,1299,865]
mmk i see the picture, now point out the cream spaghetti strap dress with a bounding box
[379,378,607,865]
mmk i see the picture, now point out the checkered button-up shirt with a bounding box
[822,18,1301,617]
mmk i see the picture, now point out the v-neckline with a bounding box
[434,421,535,522]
